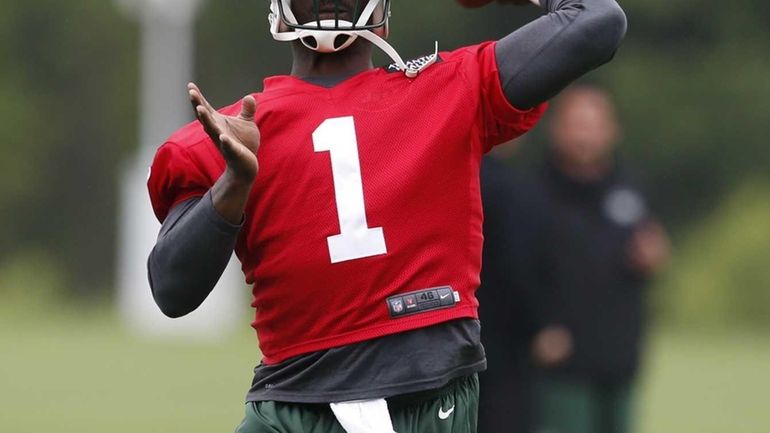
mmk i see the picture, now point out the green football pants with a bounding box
[535,376,633,433]
[235,374,479,433]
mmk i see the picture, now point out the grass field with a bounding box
[2,307,769,433]
[636,329,770,433]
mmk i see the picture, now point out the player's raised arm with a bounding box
[188,82,260,224]
[147,84,260,318]
[460,0,627,110]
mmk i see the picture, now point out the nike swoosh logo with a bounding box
[438,405,455,420]
[440,293,451,300]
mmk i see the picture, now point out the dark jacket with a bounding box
[479,154,652,387]
[478,157,551,433]
[536,157,651,381]
[478,155,652,431]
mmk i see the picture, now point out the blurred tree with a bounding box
[605,0,770,227]
[0,0,137,297]
[657,179,770,330]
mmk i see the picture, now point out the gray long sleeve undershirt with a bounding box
[148,191,241,318]
[148,0,627,318]
[499,0,627,109]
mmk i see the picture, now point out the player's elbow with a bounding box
[149,279,189,318]
[602,3,628,47]
[586,2,628,62]
[156,301,191,319]
[160,306,192,320]
[147,260,204,319]
[151,284,203,319]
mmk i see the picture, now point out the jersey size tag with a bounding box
[387,286,460,318]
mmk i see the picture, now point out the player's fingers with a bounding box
[193,102,206,122]
[188,89,200,113]
[189,89,214,116]
[219,134,243,162]
[219,134,233,155]
[238,95,257,121]
[188,85,203,107]
[188,82,216,113]
[196,105,223,144]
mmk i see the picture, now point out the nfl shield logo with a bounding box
[391,299,404,313]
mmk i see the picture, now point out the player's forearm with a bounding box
[211,170,252,225]
[496,0,627,109]
[148,191,241,318]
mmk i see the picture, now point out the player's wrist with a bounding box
[222,167,255,189]
[212,170,252,225]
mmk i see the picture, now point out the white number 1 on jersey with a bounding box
[313,116,387,264]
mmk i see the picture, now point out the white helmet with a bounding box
[268,0,437,77]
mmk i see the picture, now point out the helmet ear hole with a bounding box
[334,34,354,50]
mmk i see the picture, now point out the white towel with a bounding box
[329,398,397,433]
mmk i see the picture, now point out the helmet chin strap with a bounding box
[358,33,438,78]
[269,0,438,78]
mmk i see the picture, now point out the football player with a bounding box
[146,0,626,432]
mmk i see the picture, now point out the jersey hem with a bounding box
[245,358,487,404]
[259,305,479,365]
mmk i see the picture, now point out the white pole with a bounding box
[115,0,245,341]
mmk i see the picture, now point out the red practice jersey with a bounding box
[148,42,547,364]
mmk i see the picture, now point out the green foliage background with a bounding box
[1,1,768,326]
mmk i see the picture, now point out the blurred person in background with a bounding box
[478,85,669,433]
[530,84,670,433]
[477,139,551,433]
